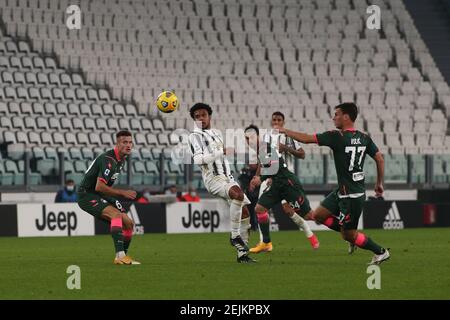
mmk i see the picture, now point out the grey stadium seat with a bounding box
[107,118,119,131]
[53,132,65,145]
[24,116,36,130]
[49,117,60,130]
[80,103,91,116]
[65,132,77,145]
[96,118,108,130]
[9,102,20,114]
[41,132,53,145]
[88,133,101,146]
[29,131,41,144]
[77,132,89,145]
[72,118,84,130]
[60,117,72,130]
[146,133,158,146]
[81,147,94,160]
[118,118,131,130]
[84,118,96,130]
[135,133,147,145]
[44,102,57,115]
[36,117,48,130]
[69,147,83,160]
[100,133,114,145]
[56,103,69,115]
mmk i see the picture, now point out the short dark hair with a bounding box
[189,103,213,119]
[272,111,285,120]
[116,130,132,139]
[65,179,74,184]
[244,124,259,136]
[335,102,358,122]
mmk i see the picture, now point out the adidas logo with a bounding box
[127,204,144,235]
[269,209,279,232]
[383,202,404,230]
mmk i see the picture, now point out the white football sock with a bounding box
[230,200,243,238]
[290,213,313,238]
[258,225,263,243]
[240,217,250,244]
[116,251,126,259]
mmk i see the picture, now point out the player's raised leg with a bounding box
[279,175,319,249]
[228,185,256,263]
[312,197,356,253]
[311,206,339,231]
[282,202,319,249]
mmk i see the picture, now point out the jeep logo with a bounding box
[182,204,220,232]
[35,205,77,236]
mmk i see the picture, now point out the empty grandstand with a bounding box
[0,0,450,192]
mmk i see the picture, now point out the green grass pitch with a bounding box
[1,228,449,299]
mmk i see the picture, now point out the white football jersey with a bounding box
[188,127,233,179]
[279,133,302,172]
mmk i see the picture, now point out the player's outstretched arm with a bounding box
[192,149,223,165]
[279,143,306,159]
[373,151,385,197]
[95,178,137,200]
[280,128,317,144]
[189,133,224,165]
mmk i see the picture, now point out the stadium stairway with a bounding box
[404,0,450,88]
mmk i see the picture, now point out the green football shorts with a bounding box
[258,170,311,217]
[77,192,125,219]
[320,189,365,230]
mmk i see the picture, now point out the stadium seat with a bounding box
[37,159,58,177]
[28,131,42,145]
[49,117,60,130]
[0,0,448,189]
[84,118,96,131]
[65,132,77,145]
[69,147,83,160]
[44,102,57,115]
[100,132,113,145]
[88,133,101,146]
[77,132,89,145]
[53,132,65,145]
[81,147,94,160]
[24,116,36,130]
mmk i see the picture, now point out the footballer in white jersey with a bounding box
[188,103,255,263]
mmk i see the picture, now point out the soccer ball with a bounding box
[156,91,179,113]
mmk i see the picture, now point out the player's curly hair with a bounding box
[189,103,213,119]
[244,124,259,136]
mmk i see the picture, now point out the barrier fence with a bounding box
[1,199,449,237]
